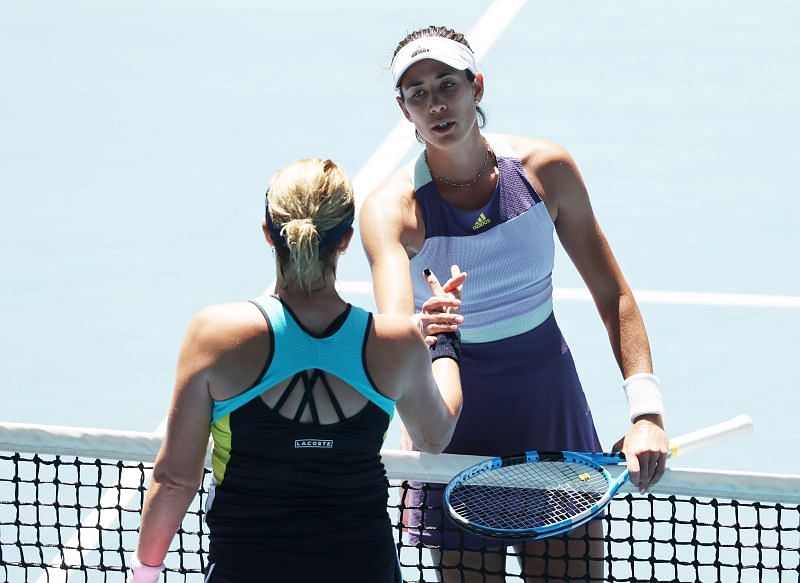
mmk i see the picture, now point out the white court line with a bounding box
[43,3,527,581]
[556,288,800,308]
[337,280,800,309]
[36,420,167,583]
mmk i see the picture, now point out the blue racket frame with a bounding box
[443,450,629,540]
[443,415,752,540]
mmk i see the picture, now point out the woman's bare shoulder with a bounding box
[359,162,421,246]
[178,302,270,399]
[498,133,574,167]
[362,163,416,210]
[187,302,266,347]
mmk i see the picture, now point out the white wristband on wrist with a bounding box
[623,373,664,422]
[128,555,165,583]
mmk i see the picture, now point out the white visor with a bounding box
[391,37,478,94]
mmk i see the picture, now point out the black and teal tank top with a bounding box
[205,294,397,561]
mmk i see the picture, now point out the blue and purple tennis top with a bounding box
[409,135,555,344]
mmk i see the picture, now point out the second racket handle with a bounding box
[669,414,753,457]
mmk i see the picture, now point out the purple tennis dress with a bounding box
[405,135,602,550]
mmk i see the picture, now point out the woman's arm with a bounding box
[360,175,464,340]
[392,322,463,454]
[530,140,668,492]
[368,267,465,454]
[133,312,215,575]
[360,176,419,315]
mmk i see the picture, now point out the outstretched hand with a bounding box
[612,414,668,494]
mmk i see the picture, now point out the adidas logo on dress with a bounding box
[472,213,491,230]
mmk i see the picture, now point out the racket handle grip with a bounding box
[669,414,753,457]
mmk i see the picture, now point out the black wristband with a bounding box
[429,331,461,363]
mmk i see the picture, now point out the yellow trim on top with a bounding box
[210,414,233,485]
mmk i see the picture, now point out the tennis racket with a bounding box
[443,414,753,540]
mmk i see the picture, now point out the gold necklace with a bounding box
[425,148,491,188]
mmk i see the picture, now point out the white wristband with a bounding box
[128,555,165,583]
[623,373,664,422]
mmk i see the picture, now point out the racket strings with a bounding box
[449,461,609,531]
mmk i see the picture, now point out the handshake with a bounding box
[412,265,467,346]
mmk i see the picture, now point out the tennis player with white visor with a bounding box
[360,25,668,582]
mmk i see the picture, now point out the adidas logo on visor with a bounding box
[410,47,430,58]
[472,213,491,231]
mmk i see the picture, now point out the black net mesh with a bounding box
[1,452,799,582]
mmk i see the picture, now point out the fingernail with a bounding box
[423,268,431,277]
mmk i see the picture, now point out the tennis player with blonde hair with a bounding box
[129,158,465,582]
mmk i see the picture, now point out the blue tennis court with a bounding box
[1,1,798,475]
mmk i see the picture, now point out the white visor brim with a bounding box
[391,37,477,93]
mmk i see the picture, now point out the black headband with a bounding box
[265,199,354,249]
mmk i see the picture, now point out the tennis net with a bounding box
[1,422,798,582]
